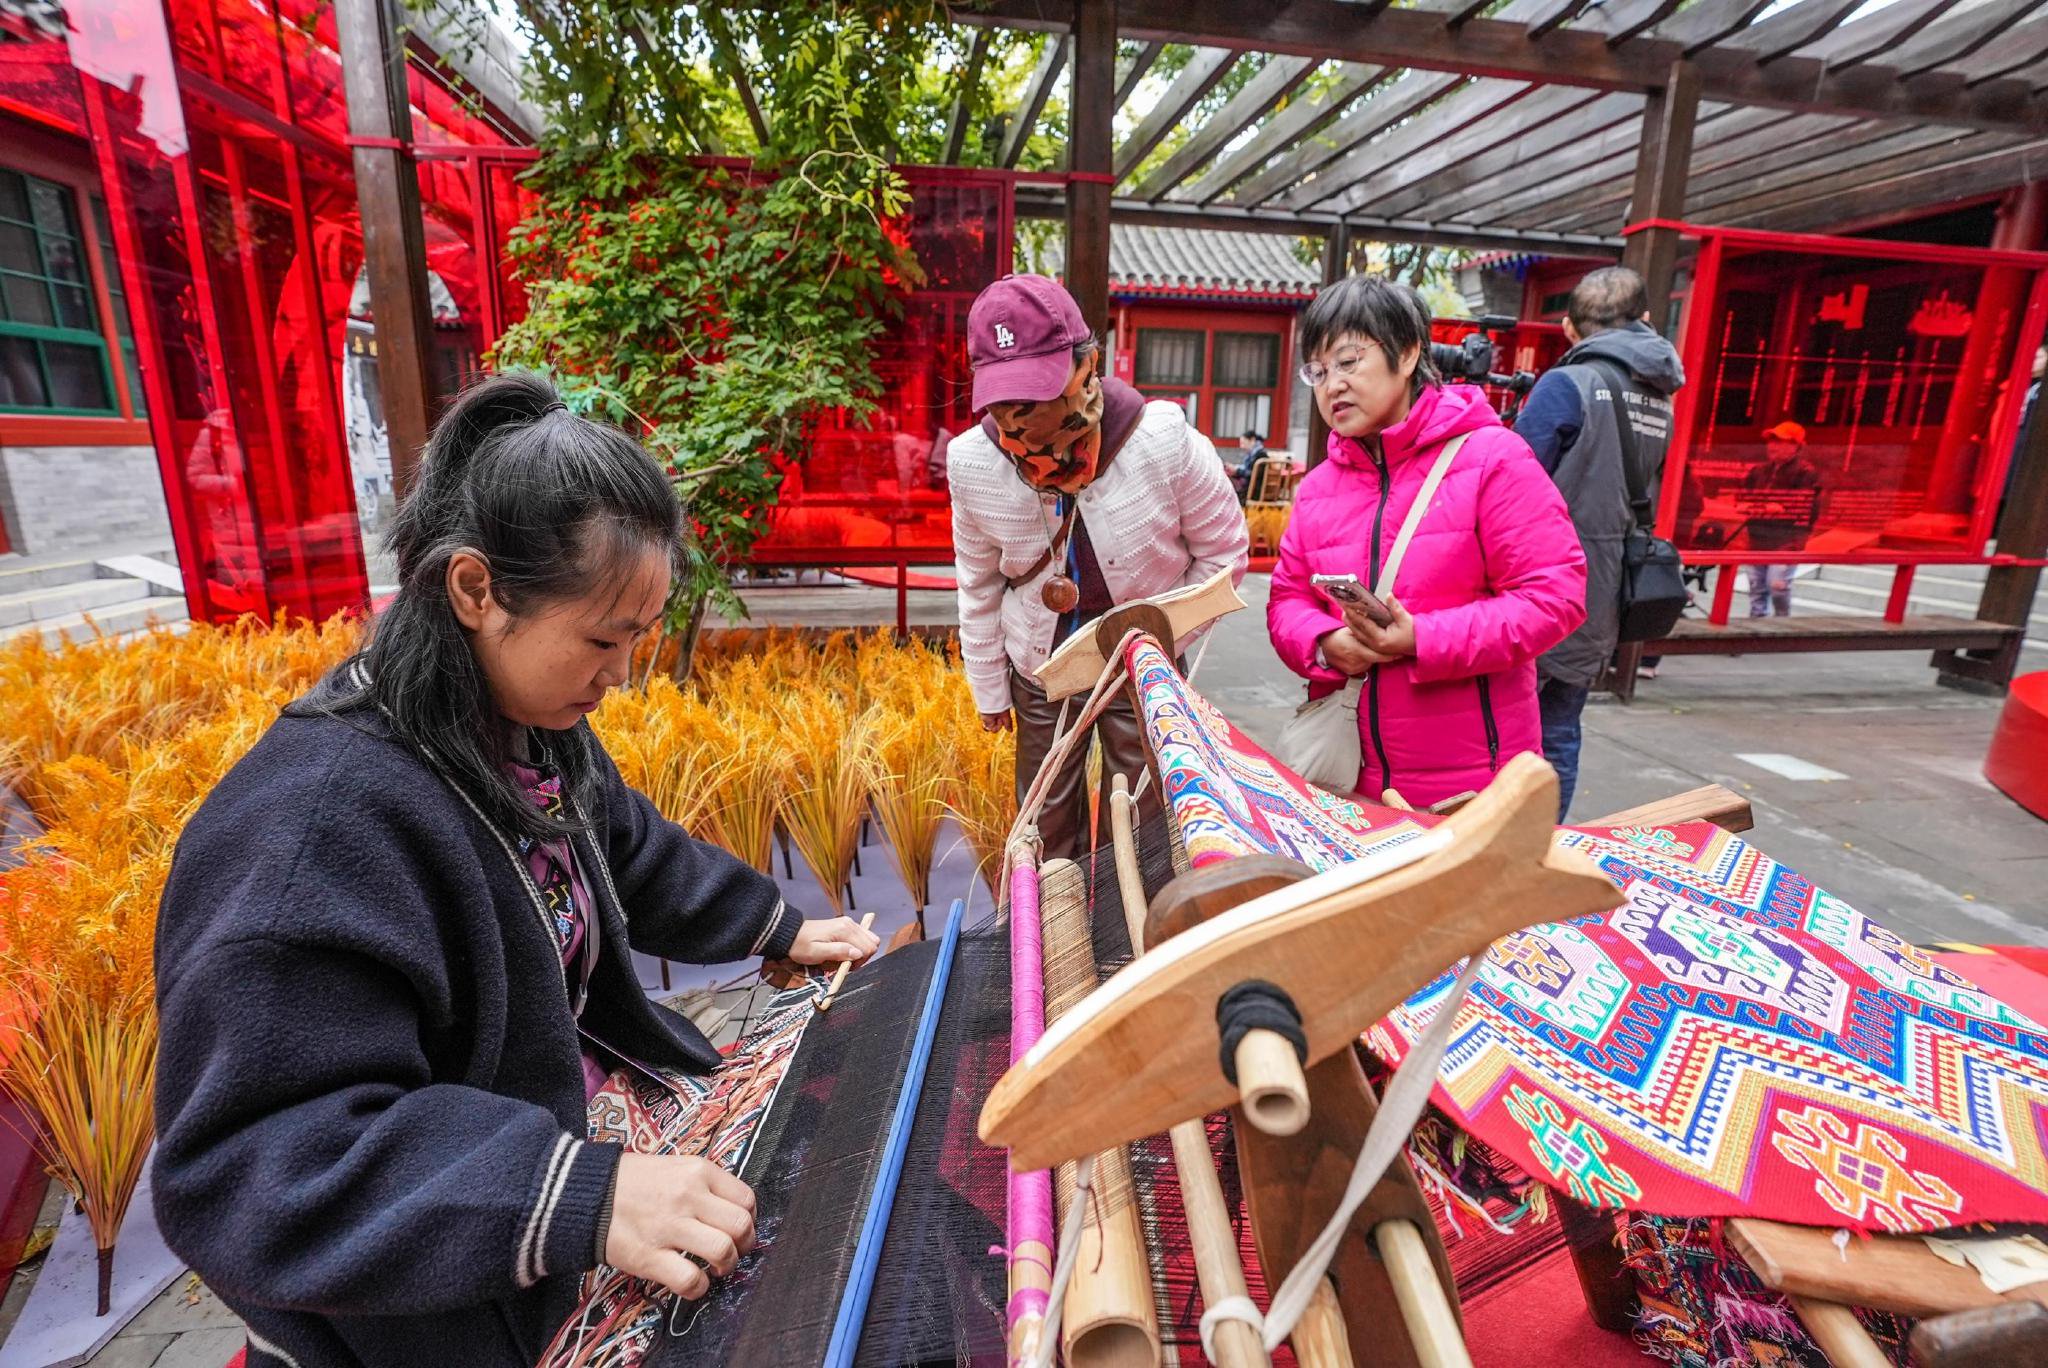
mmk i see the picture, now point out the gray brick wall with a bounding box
[0,444,171,554]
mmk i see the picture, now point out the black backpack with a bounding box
[1588,360,1689,642]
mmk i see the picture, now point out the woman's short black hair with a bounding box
[1297,275,1440,399]
[296,371,681,842]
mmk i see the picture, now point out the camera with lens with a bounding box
[1426,314,1538,418]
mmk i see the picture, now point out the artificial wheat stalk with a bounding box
[864,702,950,933]
[776,696,871,914]
[0,979,158,1315]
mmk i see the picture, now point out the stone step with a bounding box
[5,595,190,649]
[0,576,147,630]
[0,556,101,597]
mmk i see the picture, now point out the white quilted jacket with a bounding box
[947,401,1250,715]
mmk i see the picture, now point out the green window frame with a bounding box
[0,168,119,417]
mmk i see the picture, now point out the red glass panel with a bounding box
[1667,234,2041,557]
[752,174,1011,563]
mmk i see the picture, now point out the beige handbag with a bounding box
[1273,432,1469,791]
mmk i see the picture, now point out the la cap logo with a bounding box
[993,322,1016,350]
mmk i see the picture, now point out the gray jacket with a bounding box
[1518,322,1685,686]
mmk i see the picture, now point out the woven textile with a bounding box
[541,974,826,1368]
[1128,637,2048,1233]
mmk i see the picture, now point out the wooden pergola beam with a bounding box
[1317,82,1601,217]
[1684,126,2008,223]
[1660,0,1778,56]
[1068,0,1116,338]
[1228,70,1469,208]
[1277,76,1544,213]
[1621,57,1699,333]
[1113,47,1239,181]
[1727,0,1870,67]
[949,0,2048,133]
[943,29,991,165]
[1012,185,1626,257]
[1129,54,1316,200]
[1795,0,1968,70]
[1114,39,1166,106]
[1173,62,1389,205]
[1001,33,1070,169]
[1365,90,1641,221]
[1742,138,2048,233]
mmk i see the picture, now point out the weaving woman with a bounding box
[150,372,879,1368]
[947,274,1248,860]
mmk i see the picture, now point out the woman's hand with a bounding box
[787,916,883,967]
[980,710,1014,733]
[605,1153,757,1300]
[1343,596,1416,660]
[1318,628,1394,676]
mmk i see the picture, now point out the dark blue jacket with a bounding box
[152,704,799,1367]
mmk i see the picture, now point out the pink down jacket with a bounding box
[1268,382,1588,807]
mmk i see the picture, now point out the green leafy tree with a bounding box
[483,3,977,676]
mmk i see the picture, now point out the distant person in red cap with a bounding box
[947,274,1248,860]
[1741,420,1822,616]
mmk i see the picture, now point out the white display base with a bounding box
[0,1164,184,1368]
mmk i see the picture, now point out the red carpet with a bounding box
[1464,1245,1648,1367]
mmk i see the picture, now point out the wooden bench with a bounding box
[1647,613,2023,656]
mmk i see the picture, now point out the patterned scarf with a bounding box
[988,350,1106,494]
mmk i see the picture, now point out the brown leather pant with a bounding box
[1009,664,1167,863]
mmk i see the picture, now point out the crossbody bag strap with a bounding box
[1374,431,1469,600]
[1586,358,1654,530]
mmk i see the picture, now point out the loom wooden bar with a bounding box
[1376,1219,1474,1368]
[1066,0,1115,339]
[1725,1218,2048,1319]
[1786,1295,1893,1368]
[1040,861,1161,1368]
[336,0,439,499]
[1143,828,1456,1367]
[813,912,875,1011]
[982,756,1620,1169]
[1108,779,1269,1368]
[1587,784,1753,833]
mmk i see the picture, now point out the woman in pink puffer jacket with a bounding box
[1269,277,1587,808]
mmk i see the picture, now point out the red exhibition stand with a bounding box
[1986,671,2048,820]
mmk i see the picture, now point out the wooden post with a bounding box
[1620,59,1700,336]
[337,0,440,501]
[1606,59,1699,699]
[1066,0,1117,340]
[1937,179,2048,693]
[1305,222,1351,471]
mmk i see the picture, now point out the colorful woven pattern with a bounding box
[1127,637,2048,1233]
[542,974,827,1368]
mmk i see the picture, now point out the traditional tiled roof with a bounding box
[1040,225,1320,305]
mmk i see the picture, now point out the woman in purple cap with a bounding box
[947,274,1248,860]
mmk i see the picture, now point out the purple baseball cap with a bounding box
[966,274,1091,411]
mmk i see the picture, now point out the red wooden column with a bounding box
[1937,180,2048,692]
[1304,221,1351,472]
[336,0,441,501]
[1065,0,1117,341]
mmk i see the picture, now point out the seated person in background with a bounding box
[1231,428,1270,503]
[1740,420,1822,617]
[1268,275,1587,810]
[948,274,1248,861]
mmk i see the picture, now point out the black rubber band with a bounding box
[1216,980,1308,1085]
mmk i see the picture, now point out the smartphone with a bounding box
[1311,573,1393,627]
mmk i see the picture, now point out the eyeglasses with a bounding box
[1297,341,1381,389]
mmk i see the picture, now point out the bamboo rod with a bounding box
[1289,1280,1355,1368]
[813,912,875,1012]
[1375,1220,1473,1368]
[1109,776,1271,1368]
[1040,857,1162,1368]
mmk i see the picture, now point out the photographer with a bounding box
[1513,266,1685,819]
